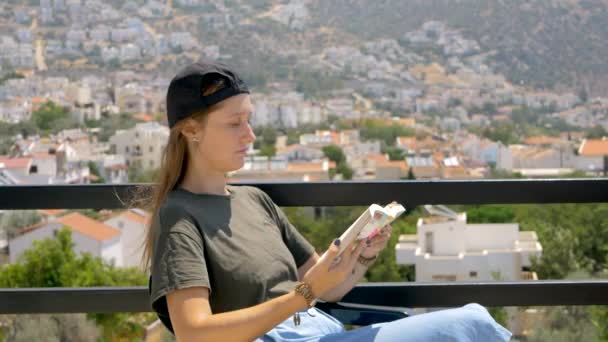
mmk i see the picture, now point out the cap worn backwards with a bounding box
[166,60,250,128]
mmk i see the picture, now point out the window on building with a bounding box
[149,160,154,167]
[125,146,129,153]
[425,231,434,254]
[432,274,457,282]
[149,146,153,152]
[469,271,478,278]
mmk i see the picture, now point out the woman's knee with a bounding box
[452,303,512,341]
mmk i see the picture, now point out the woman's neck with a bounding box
[180,165,229,196]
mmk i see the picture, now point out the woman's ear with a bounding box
[179,119,201,141]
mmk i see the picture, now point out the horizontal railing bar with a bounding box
[342,280,608,307]
[1,178,608,209]
[1,281,607,314]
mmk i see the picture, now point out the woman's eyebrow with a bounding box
[229,111,252,117]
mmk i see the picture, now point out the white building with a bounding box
[396,206,542,282]
[109,122,169,170]
[9,212,122,266]
[104,208,149,268]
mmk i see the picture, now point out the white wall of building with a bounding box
[100,236,123,267]
[109,122,169,170]
[9,223,118,265]
[395,211,542,282]
[104,214,146,268]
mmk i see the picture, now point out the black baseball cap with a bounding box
[166,60,250,128]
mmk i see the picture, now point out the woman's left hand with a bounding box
[361,224,392,259]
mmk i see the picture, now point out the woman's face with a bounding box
[193,94,256,173]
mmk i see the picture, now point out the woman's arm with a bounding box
[168,286,308,342]
[168,238,365,342]
[298,253,370,302]
[297,225,392,302]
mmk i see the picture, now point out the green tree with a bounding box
[383,146,405,161]
[95,112,139,142]
[260,144,276,158]
[128,161,159,183]
[0,228,153,341]
[586,125,608,139]
[87,161,106,183]
[482,122,519,145]
[406,168,415,180]
[466,205,515,223]
[3,313,100,342]
[322,144,346,164]
[335,162,354,180]
[0,70,24,85]
[261,126,277,145]
[31,101,72,133]
[0,210,42,240]
[359,119,415,146]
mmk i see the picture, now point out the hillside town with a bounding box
[0,1,607,340]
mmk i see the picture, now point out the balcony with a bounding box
[1,179,608,332]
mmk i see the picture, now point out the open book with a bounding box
[336,201,406,257]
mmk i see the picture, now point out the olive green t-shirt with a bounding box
[149,185,316,329]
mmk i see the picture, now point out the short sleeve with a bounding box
[149,205,210,314]
[253,188,316,268]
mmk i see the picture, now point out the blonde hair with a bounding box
[134,78,226,273]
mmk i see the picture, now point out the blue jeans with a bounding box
[255,303,512,341]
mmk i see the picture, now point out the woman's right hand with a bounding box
[301,238,365,299]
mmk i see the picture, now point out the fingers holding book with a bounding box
[362,224,392,258]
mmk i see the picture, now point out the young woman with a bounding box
[143,60,512,341]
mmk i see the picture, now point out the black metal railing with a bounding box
[1,179,608,316]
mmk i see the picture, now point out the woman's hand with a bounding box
[361,224,392,259]
[301,239,365,299]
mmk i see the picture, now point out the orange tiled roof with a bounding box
[579,139,608,156]
[134,113,154,122]
[364,154,408,171]
[524,136,562,146]
[57,212,120,241]
[0,157,32,169]
[38,209,67,217]
[124,210,150,225]
[287,161,335,172]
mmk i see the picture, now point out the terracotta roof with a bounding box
[38,209,67,217]
[123,209,150,225]
[134,113,154,122]
[287,161,335,172]
[57,212,120,241]
[87,174,100,181]
[397,118,416,127]
[579,139,608,156]
[316,130,341,145]
[524,136,563,146]
[0,157,32,169]
[363,154,408,172]
[106,164,128,171]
